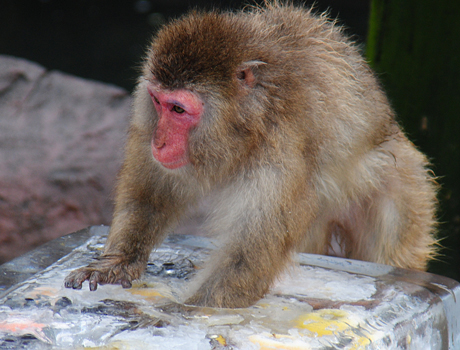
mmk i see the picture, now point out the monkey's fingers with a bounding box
[120,279,132,289]
[65,267,134,291]
[87,276,131,291]
[88,271,102,291]
[64,268,92,290]
[89,270,133,290]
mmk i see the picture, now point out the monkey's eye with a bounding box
[172,105,185,114]
[152,95,160,104]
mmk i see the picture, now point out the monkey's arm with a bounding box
[65,126,190,291]
[186,167,316,308]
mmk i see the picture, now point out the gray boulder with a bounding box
[0,55,131,263]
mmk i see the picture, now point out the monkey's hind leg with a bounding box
[342,141,438,270]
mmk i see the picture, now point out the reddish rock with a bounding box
[0,55,131,263]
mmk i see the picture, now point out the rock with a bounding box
[0,55,131,263]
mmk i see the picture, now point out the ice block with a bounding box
[0,226,458,349]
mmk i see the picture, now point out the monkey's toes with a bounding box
[184,294,210,308]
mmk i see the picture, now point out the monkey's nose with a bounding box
[153,127,167,149]
[153,138,166,149]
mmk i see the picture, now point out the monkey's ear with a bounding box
[236,60,266,88]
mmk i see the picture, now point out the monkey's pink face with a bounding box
[147,84,203,169]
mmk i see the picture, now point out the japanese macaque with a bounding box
[65,3,437,308]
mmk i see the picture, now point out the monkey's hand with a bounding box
[64,255,145,291]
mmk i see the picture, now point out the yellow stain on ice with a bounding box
[295,309,371,349]
[352,337,372,350]
[295,309,350,335]
[215,335,227,346]
[128,288,164,298]
[255,303,271,309]
[126,282,168,301]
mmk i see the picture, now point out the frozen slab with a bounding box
[0,226,459,349]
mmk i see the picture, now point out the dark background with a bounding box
[1,0,458,281]
[0,0,370,91]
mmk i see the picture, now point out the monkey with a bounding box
[64,3,438,308]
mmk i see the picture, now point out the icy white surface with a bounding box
[0,233,453,349]
[272,266,376,302]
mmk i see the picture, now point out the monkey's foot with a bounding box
[64,257,143,291]
[185,290,259,309]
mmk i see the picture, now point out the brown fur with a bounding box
[65,3,437,308]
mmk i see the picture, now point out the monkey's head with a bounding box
[139,11,278,177]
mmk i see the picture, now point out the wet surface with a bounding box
[0,226,459,349]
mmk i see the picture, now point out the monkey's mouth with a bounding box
[159,158,189,169]
[151,138,189,169]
